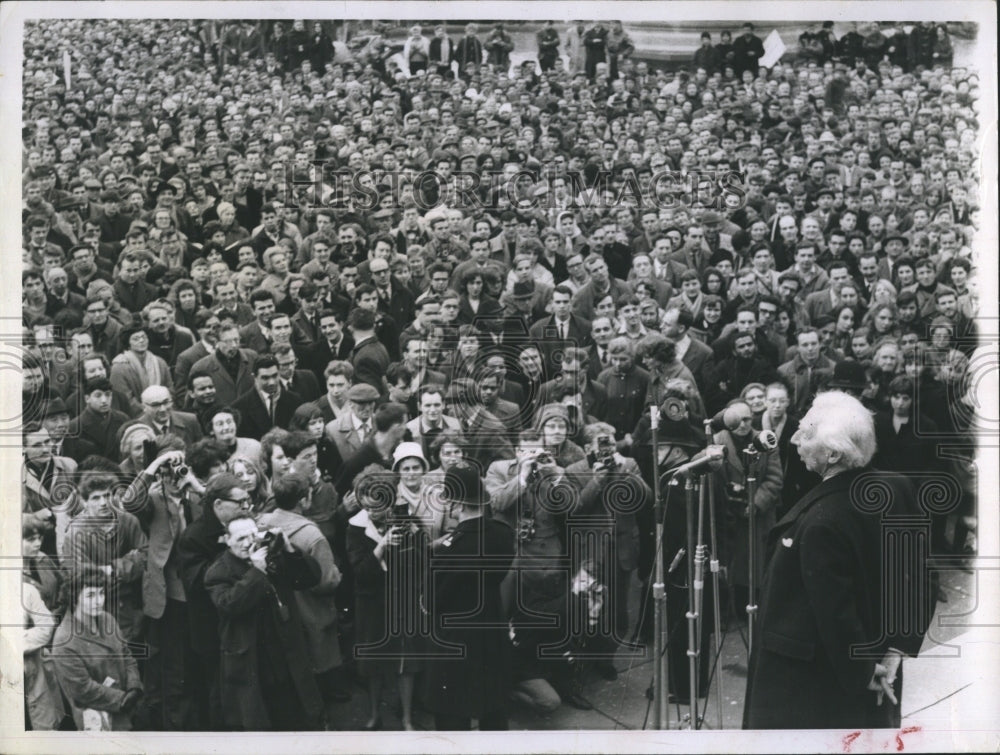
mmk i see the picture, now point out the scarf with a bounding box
[120,349,164,390]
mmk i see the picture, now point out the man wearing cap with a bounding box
[326,382,379,462]
[423,460,516,730]
[41,397,97,461]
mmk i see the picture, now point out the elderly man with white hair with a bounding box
[743,391,931,730]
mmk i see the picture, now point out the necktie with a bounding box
[559,321,567,340]
[268,395,276,424]
[600,348,608,367]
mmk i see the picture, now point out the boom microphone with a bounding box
[669,445,727,476]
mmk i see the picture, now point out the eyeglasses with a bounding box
[220,497,252,509]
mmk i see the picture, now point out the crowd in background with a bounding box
[20,17,981,732]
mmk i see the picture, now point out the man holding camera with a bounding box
[122,437,205,730]
[205,513,324,731]
[486,430,595,711]
[566,423,647,679]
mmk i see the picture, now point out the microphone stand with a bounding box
[686,473,702,729]
[743,447,760,655]
[649,405,669,730]
[703,419,724,727]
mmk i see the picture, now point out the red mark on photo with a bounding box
[896,725,921,751]
[842,731,861,752]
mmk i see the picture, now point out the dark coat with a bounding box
[190,348,259,407]
[302,333,355,383]
[350,335,391,397]
[70,407,130,461]
[172,340,212,401]
[232,386,304,440]
[205,548,323,730]
[52,611,142,731]
[422,516,515,719]
[346,509,430,676]
[744,467,931,729]
[176,505,227,656]
[528,314,593,378]
[286,369,321,402]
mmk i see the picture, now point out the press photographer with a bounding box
[204,514,324,731]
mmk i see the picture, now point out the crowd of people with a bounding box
[20,17,982,732]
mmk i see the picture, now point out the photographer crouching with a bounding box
[204,512,324,730]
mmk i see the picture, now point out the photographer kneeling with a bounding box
[204,512,324,730]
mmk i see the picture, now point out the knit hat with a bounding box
[392,441,428,472]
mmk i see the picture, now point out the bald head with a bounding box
[142,385,173,423]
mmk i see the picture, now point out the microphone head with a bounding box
[662,396,687,422]
[707,410,728,434]
[752,430,778,453]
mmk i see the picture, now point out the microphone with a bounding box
[750,430,778,453]
[669,445,727,476]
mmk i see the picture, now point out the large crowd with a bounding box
[20,18,982,732]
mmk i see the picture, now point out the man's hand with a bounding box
[249,547,269,573]
[866,650,902,706]
[145,450,185,477]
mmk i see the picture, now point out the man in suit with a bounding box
[290,280,325,352]
[370,256,415,332]
[662,307,714,388]
[529,285,592,378]
[238,290,278,354]
[537,347,608,425]
[118,385,204,448]
[347,307,390,397]
[190,323,258,406]
[173,310,221,402]
[303,309,354,384]
[325,382,379,462]
[232,354,303,441]
[744,392,930,729]
[273,344,321,401]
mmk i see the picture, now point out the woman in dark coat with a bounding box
[346,465,430,731]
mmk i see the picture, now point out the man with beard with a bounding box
[708,331,777,413]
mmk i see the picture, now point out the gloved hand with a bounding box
[119,688,142,714]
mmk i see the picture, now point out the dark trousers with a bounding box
[189,649,222,730]
[435,711,508,731]
[142,599,196,730]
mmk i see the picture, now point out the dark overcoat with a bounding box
[744,467,931,729]
[204,548,322,730]
[422,516,515,719]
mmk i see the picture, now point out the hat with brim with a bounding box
[347,383,381,403]
[443,461,490,506]
[392,441,428,472]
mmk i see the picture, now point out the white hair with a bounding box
[798,391,876,469]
